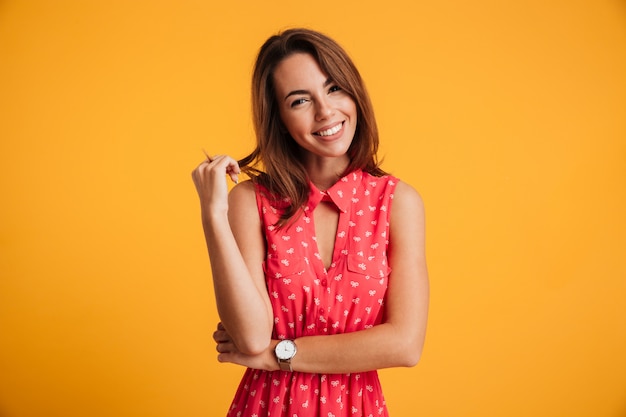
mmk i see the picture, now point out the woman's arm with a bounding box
[192,156,273,355]
[215,181,429,372]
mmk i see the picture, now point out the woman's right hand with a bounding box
[191,154,240,216]
[213,322,279,371]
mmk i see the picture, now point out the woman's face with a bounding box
[272,53,357,166]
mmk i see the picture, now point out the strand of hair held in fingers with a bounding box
[202,149,238,184]
[202,148,213,162]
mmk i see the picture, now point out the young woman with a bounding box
[192,28,429,417]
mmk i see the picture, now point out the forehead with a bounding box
[272,53,329,94]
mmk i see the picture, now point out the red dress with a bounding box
[227,170,398,417]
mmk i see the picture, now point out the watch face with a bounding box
[275,340,296,360]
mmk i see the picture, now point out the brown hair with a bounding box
[238,28,386,224]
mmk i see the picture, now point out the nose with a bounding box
[315,96,334,121]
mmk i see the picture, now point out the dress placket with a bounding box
[309,185,352,336]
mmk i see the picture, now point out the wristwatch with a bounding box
[274,339,297,372]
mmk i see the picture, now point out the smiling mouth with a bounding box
[314,122,344,137]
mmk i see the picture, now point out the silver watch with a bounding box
[274,339,297,372]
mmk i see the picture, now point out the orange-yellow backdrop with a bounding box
[1,1,625,416]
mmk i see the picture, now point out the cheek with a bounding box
[281,113,308,135]
[344,102,358,128]
[339,98,358,120]
[349,101,358,118]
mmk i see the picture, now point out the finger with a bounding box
[208,154,225,163]
[216,341,236,353]
[210,155,240,184]
[227,162,241,184]
[213,330,230,343]
[217,351,242,365]
[191,160,209,177]
[192,156,228,184]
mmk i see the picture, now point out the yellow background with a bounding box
[1,1,625,416]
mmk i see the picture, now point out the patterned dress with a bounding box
[227,170,398,417]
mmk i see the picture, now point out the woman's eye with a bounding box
[329,85,342,93]
[290,98,308,108]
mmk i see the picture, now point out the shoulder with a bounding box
[228,179,257,203]
[228,180,260,222]
[393,180,423,205]
[390,180,425,221]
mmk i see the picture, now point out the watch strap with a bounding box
[277,358,293,372]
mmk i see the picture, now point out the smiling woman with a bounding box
[191,28,429,417]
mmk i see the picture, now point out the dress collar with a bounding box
[308,170,363,213]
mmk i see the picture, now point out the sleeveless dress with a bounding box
[226,169,398,417]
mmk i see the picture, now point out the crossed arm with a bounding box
[194,157,429,373]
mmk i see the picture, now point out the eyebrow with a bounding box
[283,78,333,101]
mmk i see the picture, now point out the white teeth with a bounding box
[317,123,343,137]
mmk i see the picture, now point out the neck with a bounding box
[303,156,350,191]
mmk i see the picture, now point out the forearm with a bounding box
[219,321,426,374]
[203,211,273,355]
[290,322,424,374]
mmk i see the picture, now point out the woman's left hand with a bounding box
[213,322,279,371]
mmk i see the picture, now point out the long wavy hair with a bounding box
[238,28,387,224]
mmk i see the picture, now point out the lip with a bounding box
[313,121,345,140]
